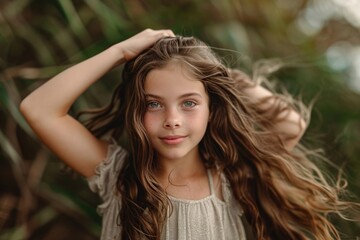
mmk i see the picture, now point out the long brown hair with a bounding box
[81,36,358,239]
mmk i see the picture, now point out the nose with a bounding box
[163,108,181,129]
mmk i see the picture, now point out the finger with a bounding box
[165,29,175,37]
[154,29,175,38]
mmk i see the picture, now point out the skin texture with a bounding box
[20,29,303,178]
[143,62,212,200]
[19,29,175,177]
[20,31,356,240]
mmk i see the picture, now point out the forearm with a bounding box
[18,29,174,177]
[240,77,307,148]
[20,28,175,123]
[20,46,124,121]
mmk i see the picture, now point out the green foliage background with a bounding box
[0,0,359,239]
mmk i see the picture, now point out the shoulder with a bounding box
[220,173,244,214]
[87,139,128,200]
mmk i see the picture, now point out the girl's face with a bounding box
[143,62,210,165]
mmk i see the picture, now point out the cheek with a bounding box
[143,113,158,134]
[201,114,210,130]
[201,106,210,121]
[190,109,209,130]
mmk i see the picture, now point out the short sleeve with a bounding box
[221,174,244,216]
[87,139,127,208]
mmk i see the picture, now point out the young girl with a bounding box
[20,29,356,240]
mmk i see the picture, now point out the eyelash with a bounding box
[146,101,162,110]
[145,100,197,110]
[182,100,197,108]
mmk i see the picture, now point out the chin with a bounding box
[157,150,191,162]
[153,144,199,162]
[160,153,186,161]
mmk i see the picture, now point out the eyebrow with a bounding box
[145,93,203,99]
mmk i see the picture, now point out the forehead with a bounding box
[144,62,207,98]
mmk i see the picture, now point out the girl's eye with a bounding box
[146,101,161,109]
[182,101,196,108]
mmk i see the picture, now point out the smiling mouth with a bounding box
[159,136,186,145]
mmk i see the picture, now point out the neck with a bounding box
[155,150,206,185]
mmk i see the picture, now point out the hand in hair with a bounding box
[113,29,175,61]
[20,29,174,177]
[229,69,307,150]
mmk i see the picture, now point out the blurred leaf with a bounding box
[35,16,80,59]
[0,225,26,240]
[29,206,58,230]
[0,0,359,238]
[57,0,91,45]
[0,206,58,240]
[0,129,22,167]
[1,0,30,18]
[83,0,130,41]
[0,80,33,137]
[12,23,57,65]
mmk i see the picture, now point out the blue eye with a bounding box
[183,101,196,108]
[146,101,161,109]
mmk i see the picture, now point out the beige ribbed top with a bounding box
[87,141,247,240]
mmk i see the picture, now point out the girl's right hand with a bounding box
[113,29,175,61]
[20,29,174,177]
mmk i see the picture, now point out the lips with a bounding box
[159,135,186,145]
